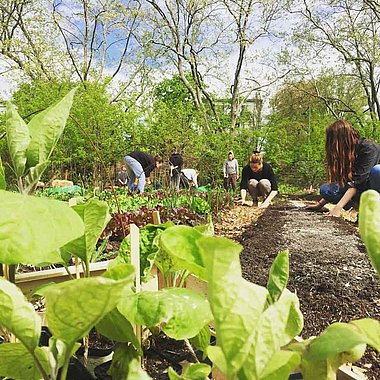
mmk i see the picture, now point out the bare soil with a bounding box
[214,196,380,380]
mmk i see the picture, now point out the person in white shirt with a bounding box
[181,169,199,188]
[223,151,239,191]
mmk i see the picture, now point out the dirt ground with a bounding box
[214,196,380,380]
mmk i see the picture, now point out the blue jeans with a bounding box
[124,156,146,193]
[370,164,380,192]
[320,164,380,209]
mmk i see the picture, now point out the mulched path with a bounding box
[214,197,380,379]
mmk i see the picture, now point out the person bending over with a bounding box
[124,151,163,193]
[181,168,199,188]
[306,120,380,217]
[238,152,278,208]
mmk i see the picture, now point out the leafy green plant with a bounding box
[0,264,135,380]
[60,198,111,276]
[0,190,84,266]
[117,221,174,281]
[159,227,303,379]
[5,88,76,195]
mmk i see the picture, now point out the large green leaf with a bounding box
[0,156,6,190]
[242,290,303,378]
[261,350,301,380]
[96,308,142,353]
[6,103,30,177]
[359,190,380,276]
[197,236,268,377]
[158,225,206,279]
[26,88,76,168]
[306,323,366,361]
[44,265,134,346]
[267,250,289,304]
[351,318,380,352]
[0,277,40,350]
[61,199,110,265]
[118,288,213,340]
[0,344,43,380]
[0,190,85,265]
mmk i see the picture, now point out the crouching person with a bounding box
[306,120,380,217]
[238,152,278,208]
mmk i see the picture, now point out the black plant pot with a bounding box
[76,345,115,357]
[94,360,112,380]
[39,326,52,347]
[65,357,95,380]
[289,372,303,379]
[37,327,96,380]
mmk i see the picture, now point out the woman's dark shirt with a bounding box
[350,138,380,191]
[128,151,156,177]
[169,153,184,175]
[240,162,278,191]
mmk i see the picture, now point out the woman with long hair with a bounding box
[307,120,380,216]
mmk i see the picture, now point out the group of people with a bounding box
[117,119,380,217]
[117,150,198,193]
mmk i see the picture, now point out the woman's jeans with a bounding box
[320,164,380,209]
[124,156,146,193]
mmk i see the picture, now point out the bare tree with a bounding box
[222,0,283,131]
[0,0,62,80]
[290,0,380,132]
[145,0,228,127]
[52,0,146,85]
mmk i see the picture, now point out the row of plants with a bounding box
[36,182,234,222]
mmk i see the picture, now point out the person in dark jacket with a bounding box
[238,152,278,207]
[169,150,184,191]
[124,151,163,193]
[306,120,380,217]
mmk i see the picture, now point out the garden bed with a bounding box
[215,197,380,380]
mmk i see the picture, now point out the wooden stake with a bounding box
[130,223,142,357]
[130,224,141,293]
[69,198,80,278]
[152,210,161,225]
[152,211,165,289]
